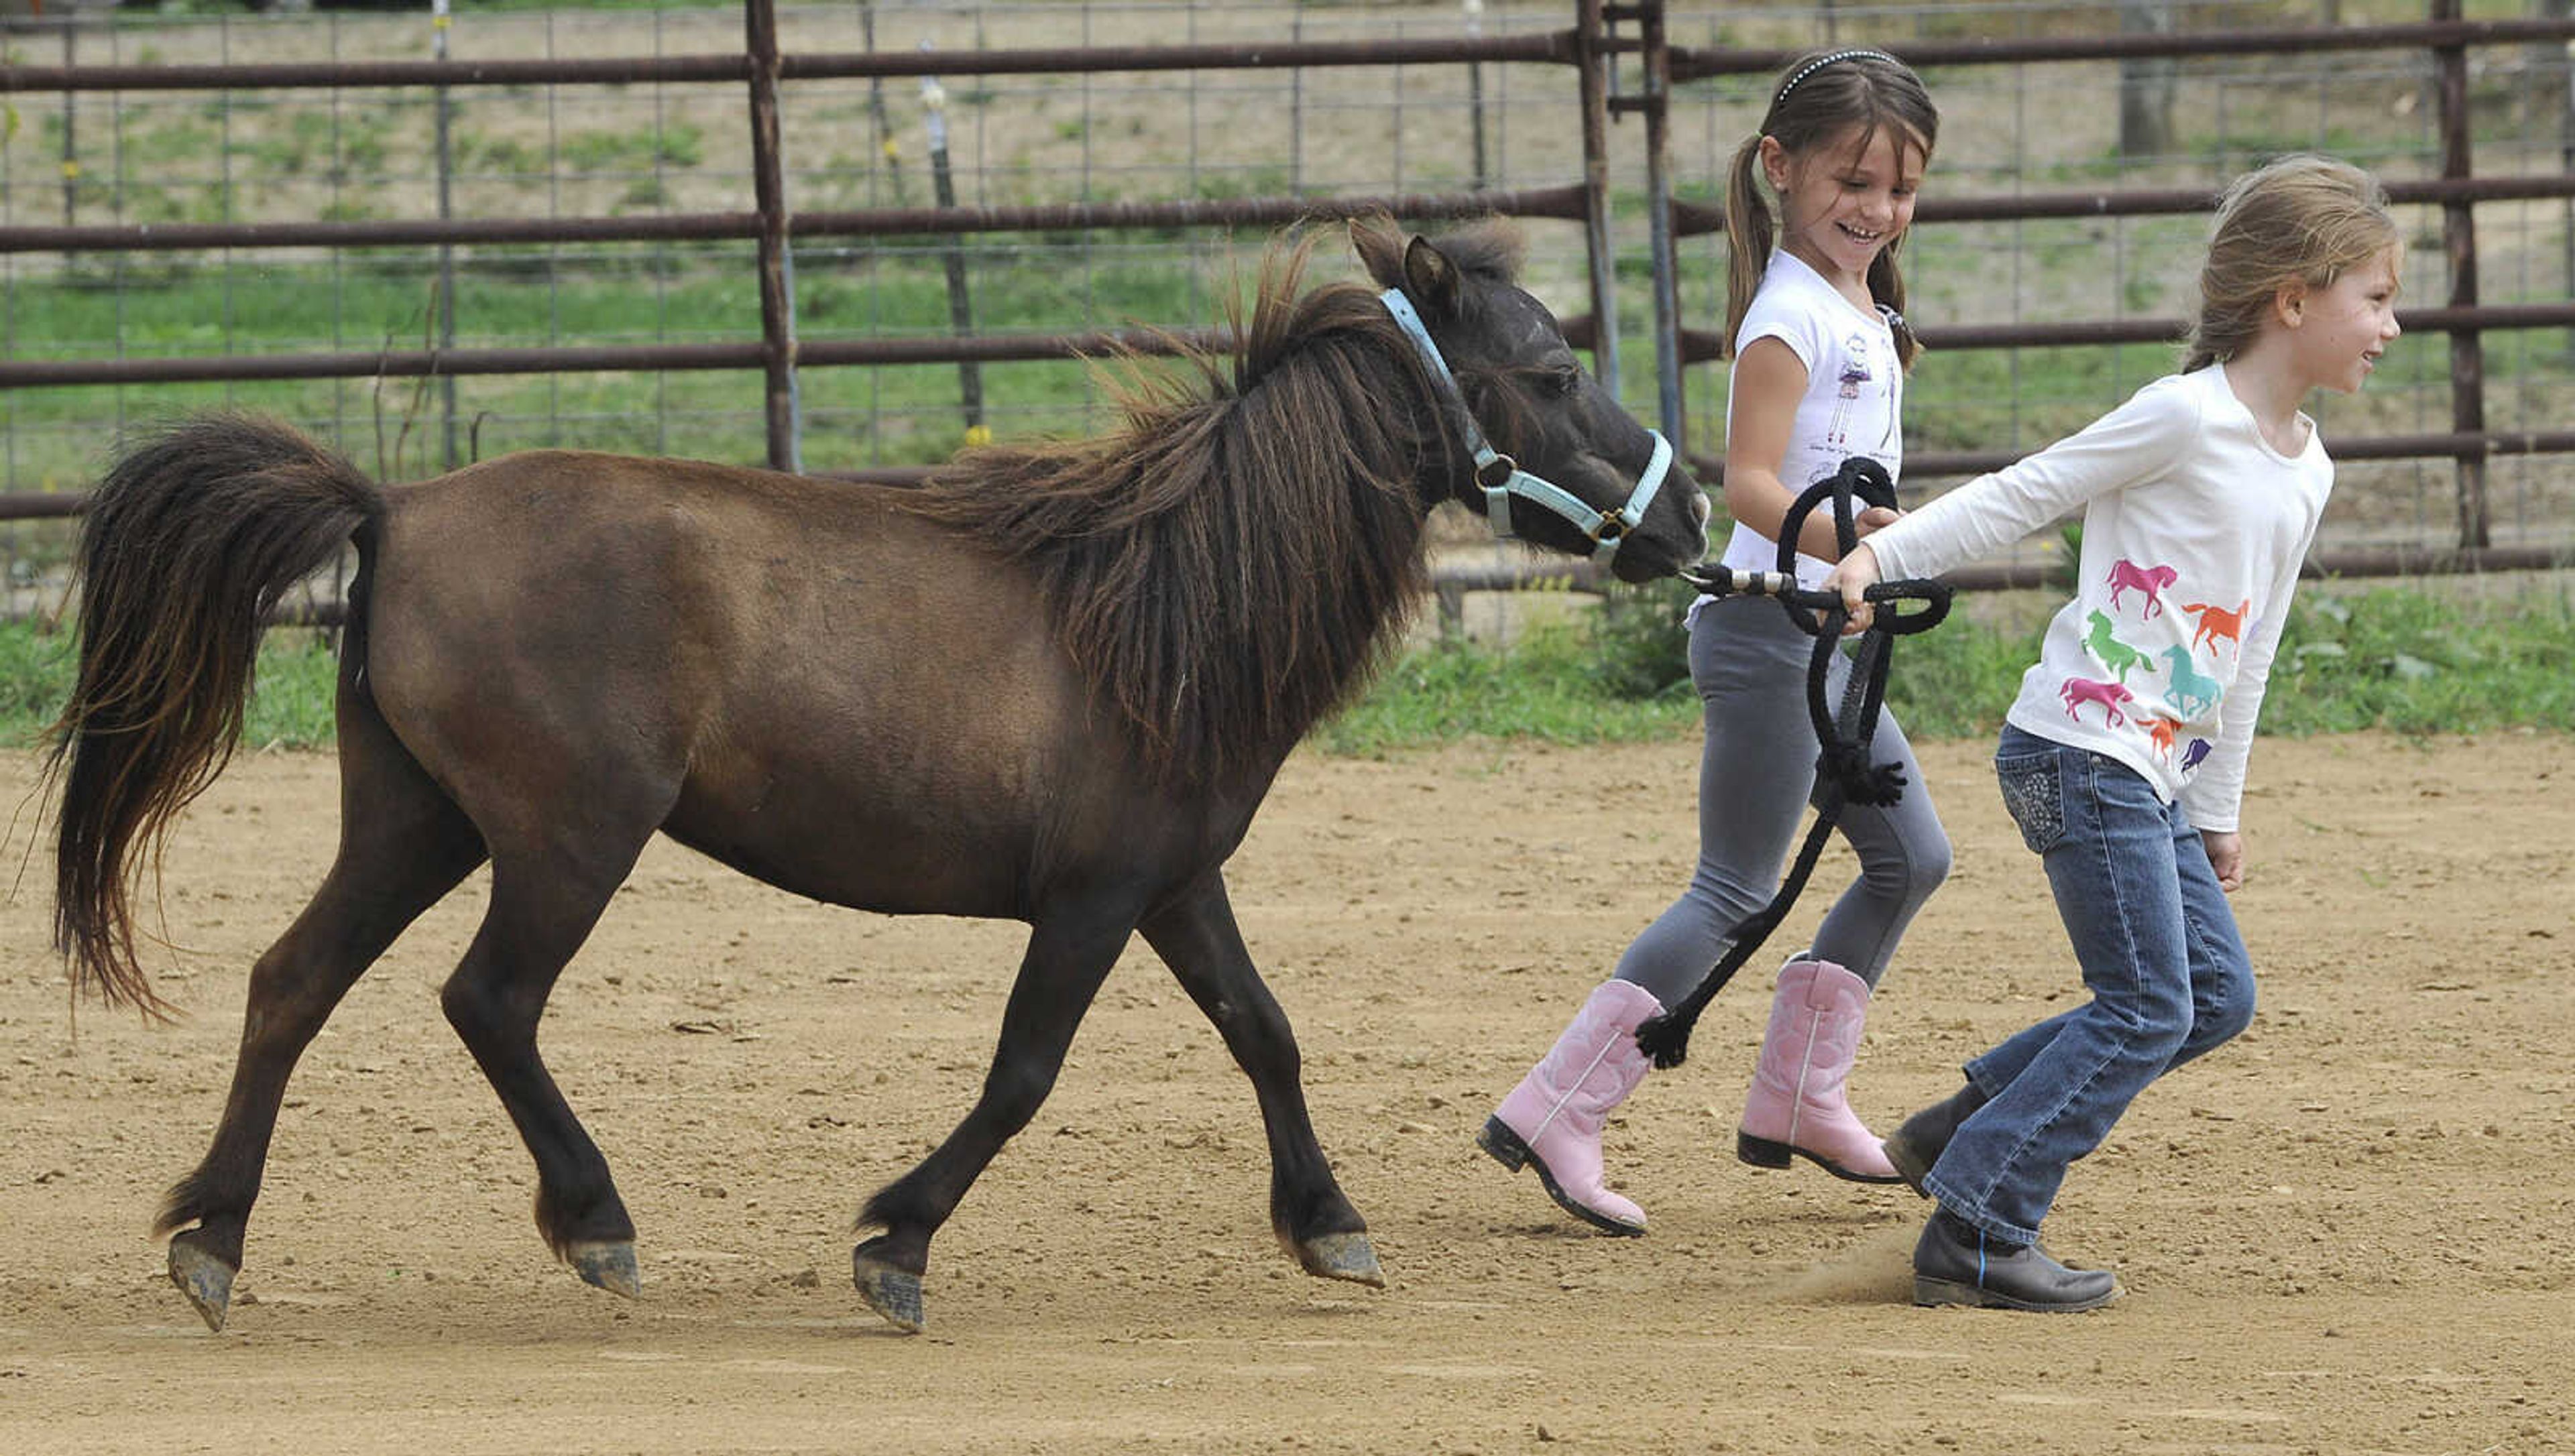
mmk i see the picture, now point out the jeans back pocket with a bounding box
[1994,751,2067,855]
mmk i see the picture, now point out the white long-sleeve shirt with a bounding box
[1862,364,2331,831]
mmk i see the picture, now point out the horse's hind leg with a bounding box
[437,815,662,1301]
[1138,874,1381,1288]
[855,899,1139,1333]
[160,699,488,1331]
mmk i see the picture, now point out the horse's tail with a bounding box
[46,412,382,1019]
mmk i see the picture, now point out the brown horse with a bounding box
[44,219,1707,1335]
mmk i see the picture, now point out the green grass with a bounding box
[0,244,1275,484]
[4,584,2567,762]
[1324,579,2575,755]
[0,624,340,753]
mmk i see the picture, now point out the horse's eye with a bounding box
[1550,367,1584,398]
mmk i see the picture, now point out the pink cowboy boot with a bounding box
[1478,979,1661,1235]
[1736,957,1904,1184]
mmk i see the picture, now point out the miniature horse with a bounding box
[44,219,1707,1333]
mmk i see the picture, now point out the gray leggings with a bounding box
[1614,593,1952,1006]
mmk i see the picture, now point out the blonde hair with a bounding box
[1722,49,1938,368]
[2183,154,2401,373]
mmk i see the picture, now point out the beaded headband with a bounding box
[1774,48,1899,108]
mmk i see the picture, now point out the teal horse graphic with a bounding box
[2083,610,2151,683]
[2160,646,2222,718]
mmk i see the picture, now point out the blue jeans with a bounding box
[1923,725,2256,1246]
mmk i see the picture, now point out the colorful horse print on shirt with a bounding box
[2106,557,2179,619]
[2082,610,2152,682]
[2060,676,2136,726]
[2184,598,2252,656]
[2159,646,2222,719]
[2180,739,2215,773]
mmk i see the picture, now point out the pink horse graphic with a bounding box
[2059,676,2136,726]
[2183,598,2252,654]
[2106,558,2178,619]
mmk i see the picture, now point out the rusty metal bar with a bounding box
[0,186,1591,257]
[0,493,84,519]
[0,326,1253,389]
[16,420,2575,526]
[11,297,2570,392]
[1668,16,2575,82]
[1573,0,1621,400]
[2434,0,2489,550]
[1637,0,1684,452]
[1686,426,2575,489]
[1676,301,2575,365]
[11,169,2558,261]
[746,0,801,472]
[1667,173,2575,239]
[1406,541,2575,605]
[0,33,1577,97]
[157,531,2575,633]
[0,55,756,95]
[781,34,1581,78]
[19,15,2556,95]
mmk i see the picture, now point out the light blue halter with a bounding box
[1378,288,1675,566]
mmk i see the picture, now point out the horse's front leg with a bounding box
[854,898,1137,1333]
[1138,873,1382,1290]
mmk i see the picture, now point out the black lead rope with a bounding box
[1631,456,1954,1070]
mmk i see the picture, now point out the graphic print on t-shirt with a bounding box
[1826,331,1875,448]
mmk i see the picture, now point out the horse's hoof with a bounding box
[166,1233,235,1332]
[1294,1231,1386,1288]
[852,1239,924,1333]
[569,1240,642,1300]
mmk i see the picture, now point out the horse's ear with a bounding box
[1401,235,1463,316]
[1349,214,1406,288]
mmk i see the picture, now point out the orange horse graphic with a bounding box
[2147,715,2180,757]
[2183,598,2252,654]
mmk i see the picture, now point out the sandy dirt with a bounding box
[2,731,2570,1455]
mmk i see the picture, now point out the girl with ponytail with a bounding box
[1482,50,1947,1237]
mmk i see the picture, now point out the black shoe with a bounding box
[1882,1081,1990,1199]
[1912,1211,2119,1313]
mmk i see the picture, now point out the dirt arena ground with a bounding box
[2,731,2569,1455]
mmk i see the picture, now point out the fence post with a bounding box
[58,19,78,225]
[858,0,907,205]
[746,0,801,473]
[1464,0,1488,191]
[919,54,985,444]
[1572,0,1620,400]
[433,0,459,471]
[1637,0,1683,453]
[2431,0,2487,549]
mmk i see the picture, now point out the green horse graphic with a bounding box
[2083,610,2151,683]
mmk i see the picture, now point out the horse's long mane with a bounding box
[901,219,1524,786]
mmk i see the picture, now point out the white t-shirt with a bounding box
[1716,249,1908,593]
[1862,364,2332,832]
